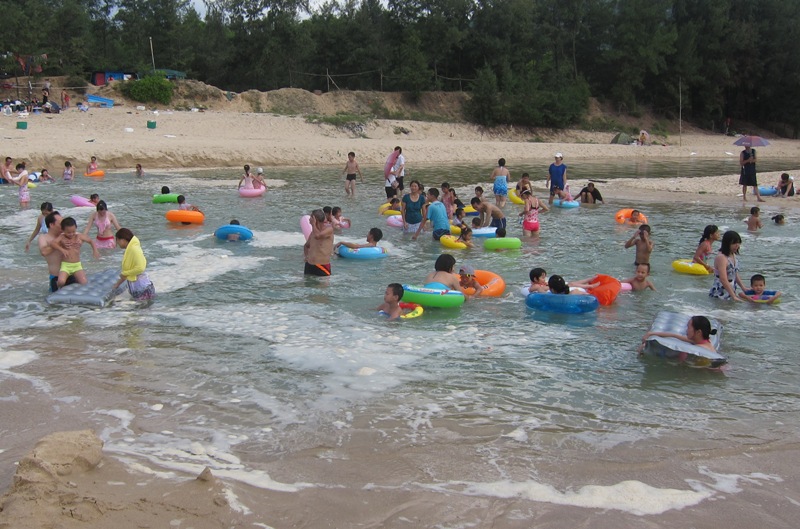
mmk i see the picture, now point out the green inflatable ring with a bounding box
[152,193,180,204]
[483,237,522,250]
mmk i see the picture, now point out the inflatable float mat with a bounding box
[46,268,126,307]
[642,311,726,368]
[152,193,180,204]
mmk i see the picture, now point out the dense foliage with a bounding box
[119,74,175,104]
[2,0,799,133]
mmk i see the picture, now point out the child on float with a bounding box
[745,207,763,231]
[254,167,268,190]
[458,263,484,296]
[161,186,171,194]
[527,267,549,293]
[624,224,653,267]
[452,207,466,227]
[628,210,644,224]
[336,228,382,250]
[692,224,720,273]
[237,164,255,190]
[548,274,600,295]
[423,253,462,291]
[376,283,403,321]
[49,217,100,288]
[456,226,475,249]
[331,206,350,229]
[742,273,782,304]
[83,200,122,250]
[24,202,54,252]
[225,220,242,241]
[86,156,99,175]
[89,193,100,205]
[177,195,202,212]
[640,315,718,354]
[622,263,657,292]
[112,227,156,301]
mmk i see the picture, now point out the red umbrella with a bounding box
[733,135,770,147]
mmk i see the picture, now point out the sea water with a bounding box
[0,159,798,525]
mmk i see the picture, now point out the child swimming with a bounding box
[640,315,718,354]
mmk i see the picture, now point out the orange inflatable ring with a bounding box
[84,170,105,177]
[166,210,205,224]
[587,274,622,306]
[615,208,647,224]
[461,269,506,297]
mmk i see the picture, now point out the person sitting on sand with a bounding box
[777,173,794,197]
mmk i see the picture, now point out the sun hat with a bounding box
[459,264,475,275]
[256,167,264,174]
[555,152,563,158]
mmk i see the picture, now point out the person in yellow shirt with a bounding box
[113,228,155,300]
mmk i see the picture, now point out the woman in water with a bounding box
[641,315,717,354]
[490,158,510,208]
[423,254,462,291]
[83,200,121,250]
[709,230,746,301]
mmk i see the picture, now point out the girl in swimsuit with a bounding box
[83,200,121,249]
[520,189,549,237]
[490,158,510,208]
[641,315,717,354]
[692,225,720,272]
[237,164,254,190]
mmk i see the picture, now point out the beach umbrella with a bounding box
[639,130,649,140]
[733,135,770,147]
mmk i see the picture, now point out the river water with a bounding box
[1,158,798,527]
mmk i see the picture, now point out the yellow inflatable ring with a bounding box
[671,259,710,275]
[440,235,467,249]
[449,223,462,236]
[461,270,506,297]
[508,188,524,205]
[399,302,424,319]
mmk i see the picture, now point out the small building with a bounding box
[90,70,138,86]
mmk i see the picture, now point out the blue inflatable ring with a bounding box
[214,224,253,241]
[337,246,388,259]
[525,292,599,313]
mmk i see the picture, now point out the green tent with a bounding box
[611,132,633,144]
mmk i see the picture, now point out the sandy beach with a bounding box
[2,102,800,528]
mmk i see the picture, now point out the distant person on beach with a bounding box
[390,146,405,198]
[135,163,144,178]
[24,202,54,252]
[423,253,461,291]
[86,156,99,175]
[63,161,74,181]
[418,188,450,241]
[639,315,718,354]
[622,263,656,292]
[341,151,363,196]
[303,209,334,276]
[39,212,76,292]
[471,197,506,229]
[578,182,604,204]
[376,283,403,321]
[84,201,121,249]
[177,195,202,212]
[777,173,794,197]
[693,225,720,273]
[402,180,426,236]
[625,224,653,266]
[546,153,568,205]
[335,227,382,251]
[490,158,510,208]
[49,217,100,288]
[709,230,746,301]
[61,89,69,108]
[745,207,763,231]
[113,228,156,301]
[2,157,14,184]
[238,164,255,189]
[739,143,764,202]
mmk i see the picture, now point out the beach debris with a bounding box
[164,134,177,138]
[725,151,734,155]
[124,127,134,133]
[85,139,95,142]
[690,152,697,155]
[197,467,214,482]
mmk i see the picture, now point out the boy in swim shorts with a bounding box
[341,152,363,196]
[49,217,100,288]
[624,224,653,267]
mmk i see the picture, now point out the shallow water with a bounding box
[1,159,798,525]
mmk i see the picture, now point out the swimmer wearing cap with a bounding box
[547,152,568,205]
[254,166,268,190]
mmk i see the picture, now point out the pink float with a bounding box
[70,195,94,207]
[387,215,403,228]
[300,215,312,240]
[384,150,399,178]
[239,187,266,197]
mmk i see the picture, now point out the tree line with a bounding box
[2,0,799,134]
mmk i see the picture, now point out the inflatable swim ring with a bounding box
[587,274,622,306]
[214,224,253,241]
[758,186,779,196]
[382,208,401,216]
[337,246,388,259]
[449,223,462,236]
[671,259,710,275]
[743,289,781,304]
[440,235,467,250]
[401,284,465,309]
[463,205,479,216]
[70,195,94,207]
[615,208,648,224]
[27,182,37,189]
[399,302,424,319]
[484,237,522,250]
[166,210,204,224]
[472,227,497,238]
[461,270,506,297]
[152,193,180,204]
[84,170,105,177]
[239,187,266,198]
[620,282,633,292]
[46,267,126,307]
[508,188,524,205]
[641,311,726,368]
[553,198,580,208]
[299,215,312,240]
[525,292,599,314]
[337,220,351,229]
[386,215,403,228]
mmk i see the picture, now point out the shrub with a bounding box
[120,75,174,105]
[65,75,88,95]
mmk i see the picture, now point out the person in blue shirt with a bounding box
[546,152,568,204]
[416,188,450,241]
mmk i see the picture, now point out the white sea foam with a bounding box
[0,349,37,369]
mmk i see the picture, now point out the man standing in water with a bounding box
[38,212,75,292]
[303,209,334,276]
